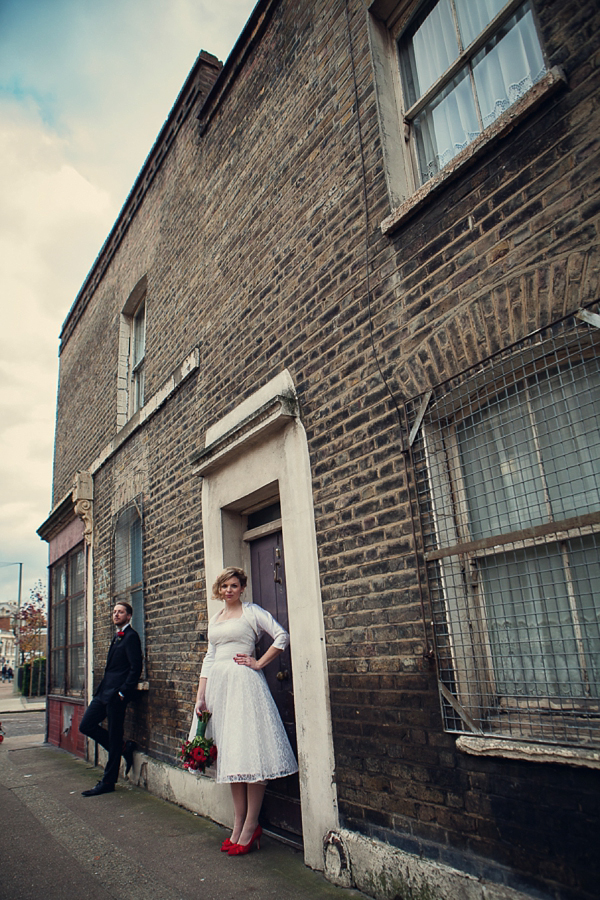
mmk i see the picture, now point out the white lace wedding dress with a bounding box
[204,615,298,784]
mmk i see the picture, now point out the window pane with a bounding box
[472,4,546,128]
[52,602,66,650]
[413,68,480,182]
[133,365,145,412]
[52,563,66,605]
[69,647,85,692]
[69,548,84,595]
[115,513,132,592]
[530,362,600,520]
[400,0,459,106]
[130,587,145,647]
[457,387,547,539]
[130,516,143,585]
[480,545,583,698]
[69,592,85,645]
[454,0,507,48]
[51,648,65,692]
[133,303,145,367]
[568,534,600,698]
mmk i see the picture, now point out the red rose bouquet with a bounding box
[180,710,217,774]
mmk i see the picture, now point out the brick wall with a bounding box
[51,1,600,897]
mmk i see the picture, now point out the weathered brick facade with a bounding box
[42,1,600,898]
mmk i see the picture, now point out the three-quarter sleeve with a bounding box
[199,615,218,679]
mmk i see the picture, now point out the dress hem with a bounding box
[216,767,299,784]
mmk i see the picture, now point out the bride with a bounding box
[194,566,298,856]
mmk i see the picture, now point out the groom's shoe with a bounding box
[123,740,137,775]
[82,780,115,797]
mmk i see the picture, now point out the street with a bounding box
[1,711,45,737]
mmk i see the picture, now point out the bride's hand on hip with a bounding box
[234,653,258,669]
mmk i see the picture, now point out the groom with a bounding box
[79,601,143,796]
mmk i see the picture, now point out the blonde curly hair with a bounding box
[211,566,248,601]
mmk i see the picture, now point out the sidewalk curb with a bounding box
[0,700,46,714]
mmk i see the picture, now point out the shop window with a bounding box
[407,312,600,748]
[50,545,85,696]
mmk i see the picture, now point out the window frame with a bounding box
[398,0,546,181]
[130,298,146,416]
[367,0,564,231]
[113,499,145,658]
[407,316,600,749]
[49,544,85,697]
[117,276,147,429]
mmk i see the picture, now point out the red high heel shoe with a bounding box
[228,825,262,855]
[221,837,236,852]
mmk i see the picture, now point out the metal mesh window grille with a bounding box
[405,308,600,748]
[113,499,145,653]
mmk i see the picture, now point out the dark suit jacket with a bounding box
[95,626,143,703]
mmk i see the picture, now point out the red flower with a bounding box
[179,716,216,774]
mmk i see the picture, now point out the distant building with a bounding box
[0,604,16,668]
[39,2,600,899]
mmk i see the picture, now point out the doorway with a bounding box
[250,524,302,839]
[194,368,339,870]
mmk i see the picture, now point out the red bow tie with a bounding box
[116,631,125,638]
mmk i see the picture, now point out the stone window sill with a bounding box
[457,735,600,770]
[380,67,567,237]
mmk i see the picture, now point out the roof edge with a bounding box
[59,50,222,352]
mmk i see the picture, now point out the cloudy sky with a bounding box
[0,0,256,607]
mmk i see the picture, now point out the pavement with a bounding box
[0,681,46,714]
[0,711,367,900]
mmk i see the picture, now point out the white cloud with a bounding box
[0,0,256,601]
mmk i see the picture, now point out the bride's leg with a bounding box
[238,781,267,846]
[230,782,248,844]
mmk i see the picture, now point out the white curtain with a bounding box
[454,0,507,48]
[530,363,600,522]
[457,360,600,700]
[407,1,546,182]
[415,70,480,181]
[473,5,546,128]
[410,0,459,100]
[480,545,586,698]
[458,388,547,540]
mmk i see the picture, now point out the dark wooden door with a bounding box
[250,531,302,838]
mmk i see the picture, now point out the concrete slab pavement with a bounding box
[0,681,46,714]
[0,735,368,900]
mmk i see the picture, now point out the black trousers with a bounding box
[79,694,127,785]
